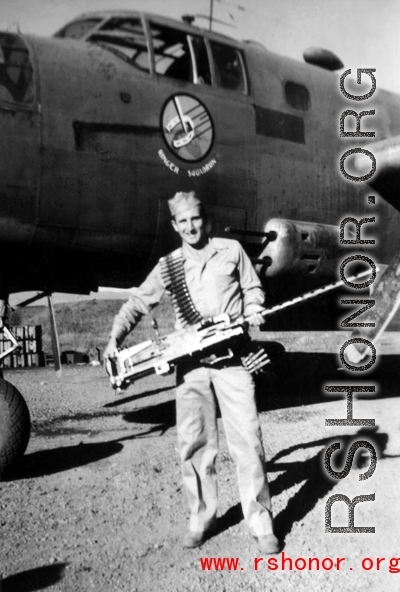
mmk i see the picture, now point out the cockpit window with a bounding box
[55,18,102,39]
[209,41,247,93]
[87,18,150,73]
[150,23,211,85]
[0,33,34,104]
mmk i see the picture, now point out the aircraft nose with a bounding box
[0,32,39,243]
[0,32,35,104]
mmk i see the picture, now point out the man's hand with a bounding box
[343,342,366,365]
[104,337,119,360]
[247,310,266,327]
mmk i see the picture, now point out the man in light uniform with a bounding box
[104,191,279,553]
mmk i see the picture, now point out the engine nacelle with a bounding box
[256,218,346,278]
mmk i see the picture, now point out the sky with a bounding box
[2,0,399,305]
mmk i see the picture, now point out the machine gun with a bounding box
[105,314,261,391]
[105,269,372,391]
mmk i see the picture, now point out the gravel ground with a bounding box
[1,353,400,592]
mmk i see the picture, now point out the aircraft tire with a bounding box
[0,378,31,477]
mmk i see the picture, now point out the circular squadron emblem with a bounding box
[161,94,214,162]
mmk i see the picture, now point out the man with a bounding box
[104,191,279,553]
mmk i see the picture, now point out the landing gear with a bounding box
[0,324,31,476]
[0,378,31,477]
[0,291,60,476]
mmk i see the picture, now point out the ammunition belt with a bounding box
[159,249,203,327]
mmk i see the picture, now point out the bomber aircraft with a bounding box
[1,10,400,473]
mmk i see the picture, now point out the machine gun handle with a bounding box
[104,352,128,393]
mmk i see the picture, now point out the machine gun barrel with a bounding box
[246,268,372,323]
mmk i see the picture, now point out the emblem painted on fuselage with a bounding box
[161,94,214,162]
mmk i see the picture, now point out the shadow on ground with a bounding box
[1,563,67,592]
[103,385,175,408]
[269,427,390,542]
[255,351,400,412]
[4,441,123,481]
[213,427,393,544]
[123,399,176,434]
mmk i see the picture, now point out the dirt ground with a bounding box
[1,347,400,592]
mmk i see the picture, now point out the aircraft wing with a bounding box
[356,136,400,211]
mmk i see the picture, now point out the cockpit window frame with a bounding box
[145,20,212,87]
[87,16,151,74]
[54,13,251,97]
[143,16,250,95]
[186,35,200,85]
[54,18,105,40]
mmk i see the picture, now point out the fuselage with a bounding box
[0,10,399,293]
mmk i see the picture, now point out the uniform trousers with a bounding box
[176,359,273,537]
